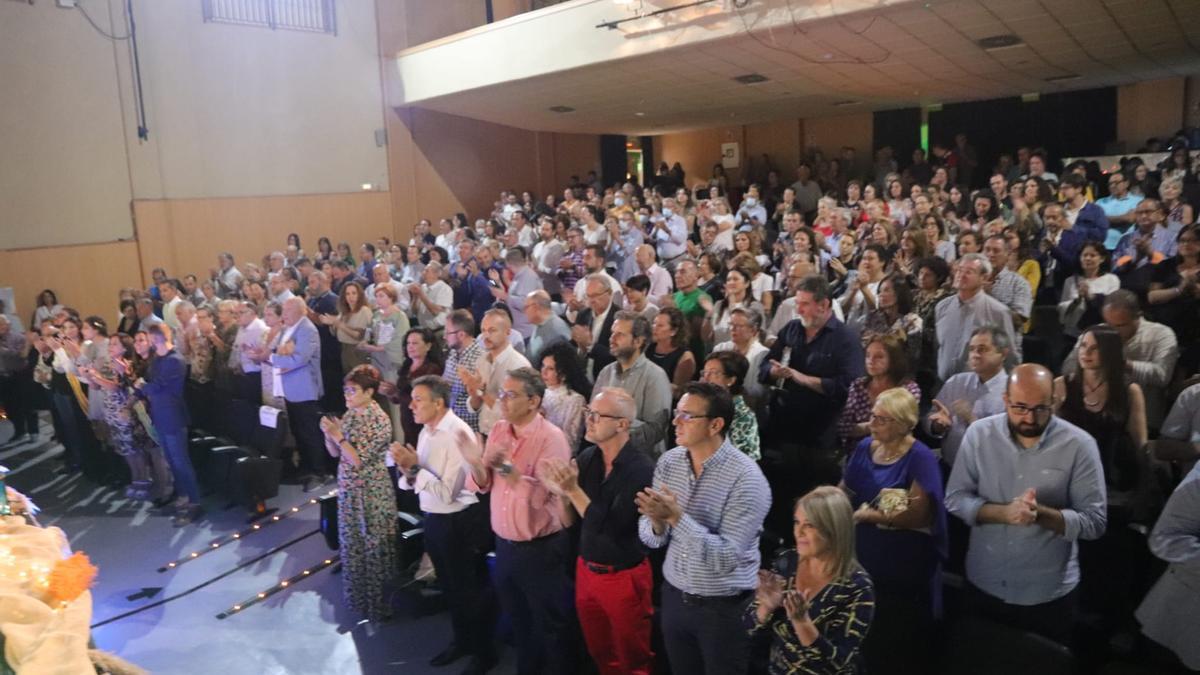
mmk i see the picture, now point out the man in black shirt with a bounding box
[542,387,655,675]
[759,274,863,505]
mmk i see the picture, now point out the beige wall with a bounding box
[0,0,388,252]
[0,0,135,248]
[0,0,393,320]
[1117,77,1185,151]
[387,106,599,238]
[803,113,874,161]
[133,192,394,285]
[0,242,143,327]
[655,125,745,192]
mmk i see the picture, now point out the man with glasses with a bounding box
[925,325,1010,469]
[542,388,655,675]
[637,382,771,674]
[1097,170,1142,249]
[231,301,268,403]
[463,367,574,675]
[268,298,330,492]
[1113,199,1178,272]
[573,275,620,380]
[935,254,1020,381]
[945,363,1106,645]
[593,311,673,457]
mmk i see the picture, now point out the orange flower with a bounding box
[47,552,97,606]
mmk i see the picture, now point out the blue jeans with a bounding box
[160,429,200,504]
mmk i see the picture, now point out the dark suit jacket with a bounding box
[141,350,190,432]
[574,305,617,380]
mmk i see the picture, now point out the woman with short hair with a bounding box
[840,387,945,674]
[699,350,760,460]
[320,367,397,623]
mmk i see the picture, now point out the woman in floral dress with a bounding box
[90,334,172,501]
[319,366,397,622]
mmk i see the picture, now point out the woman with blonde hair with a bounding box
[840,387,945,673]
[748,485,875,674]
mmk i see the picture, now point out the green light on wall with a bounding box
[920,122,929,153]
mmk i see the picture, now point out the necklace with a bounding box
[1083,377,1106,408]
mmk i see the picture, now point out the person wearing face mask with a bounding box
[608,210,646,282]
[653,198,689,271]
[736,186,768,230]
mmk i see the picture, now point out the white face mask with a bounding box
[614,197,625,207]
[619,219,633,232]
[639,214,649,224]
[662,208,674,218]
[744,197,757,207]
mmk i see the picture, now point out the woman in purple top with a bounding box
[840,387,946,675]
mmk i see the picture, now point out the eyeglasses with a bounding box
[1008,403,1053,418]
[584,407,624,422]
[869,413,896,425]
[497,390,527,401]
[673,409,712,423]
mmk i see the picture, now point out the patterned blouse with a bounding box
[836,377,922,455]
[729,395,761,461]
[746,565,875,675]
[543,385,586,455]
[187,328,215,384]
[860,310,924,367]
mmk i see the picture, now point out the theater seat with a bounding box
[939,615,1075,675]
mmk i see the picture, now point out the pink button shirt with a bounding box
[467,414,570,542]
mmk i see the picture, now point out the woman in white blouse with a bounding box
[536,342,590,455]
[704,264,764,348]
[711,306,770,411]
[1058,241,1119,339]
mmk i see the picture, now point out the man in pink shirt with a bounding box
[464,366,574,675]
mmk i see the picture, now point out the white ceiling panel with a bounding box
[396,0,1200,135]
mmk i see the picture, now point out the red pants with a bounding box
[575,557,655,675]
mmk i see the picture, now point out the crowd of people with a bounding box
[2,134,1200,674]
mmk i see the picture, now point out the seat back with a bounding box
[940,615,1075,675]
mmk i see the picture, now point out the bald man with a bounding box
[945,363,1106,645]
[634,244,673,306]
[524,290,571,359]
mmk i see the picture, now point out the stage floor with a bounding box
[1,417,515,675]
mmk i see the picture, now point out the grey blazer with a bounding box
[269,317,323,403]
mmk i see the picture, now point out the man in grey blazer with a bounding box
[270,297,330,491]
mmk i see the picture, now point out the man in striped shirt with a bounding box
[637,382,772,674]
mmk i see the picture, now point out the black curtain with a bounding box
[600,135,628,189]
[873,87,1118,189]
[929,87,1117,188]
[873,107,922,176]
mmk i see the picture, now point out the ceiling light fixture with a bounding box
[977,34,1023,50]
[1044,74,1081,83]
[732,73,769,85]
[833,100,862,107]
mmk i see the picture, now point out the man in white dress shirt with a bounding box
[392,375,494,671]
[409,263,453,332]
